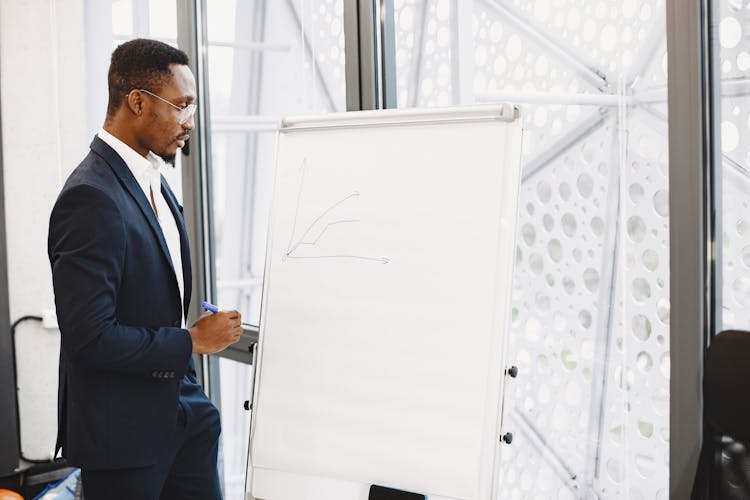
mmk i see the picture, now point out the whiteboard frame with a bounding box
[247,104,523,500]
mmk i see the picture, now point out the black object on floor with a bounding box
[369,484,425,500]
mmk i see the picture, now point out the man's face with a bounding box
[138,64,196,163]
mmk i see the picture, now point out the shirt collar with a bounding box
[97,128,164,197]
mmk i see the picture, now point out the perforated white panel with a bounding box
[393,0,670,498]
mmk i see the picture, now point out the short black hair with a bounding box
[107,38,189,117]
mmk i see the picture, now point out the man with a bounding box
[48,38,241,499]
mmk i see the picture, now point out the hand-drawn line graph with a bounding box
[284,158,390,264]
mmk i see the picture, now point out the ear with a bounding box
[125,90,143,117]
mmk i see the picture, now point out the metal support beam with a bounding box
[0,48,19,476]
[521,110,608,182]
[667,0,717,497]
[344,0,396,110]
[509,409,582,494]
[176,0,217,394]
[406,0,428,108]
[286,0,339,112]
[481,0,609,91]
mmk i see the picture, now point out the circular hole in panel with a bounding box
[732,276,750,306]
[610,424,625,444]
[507,34,522,61]
[548,239,563,262]
[638,420,654,438]
[522,223,536,246]
[546,273,555,287]
[525,317,541,342]
[538,180,552,203]
[640,3,653,21]
[627,216,647,243]
[535,0,551,22]
[516,246,523,264]
[643,249,659,271]
[563,276,575,295]
[720,16,742,48]
[739,51,750,71]
[636,351,653,372]
[660,352,670,378]
[581,339,594,360]
[653,190,669,217]
[566,8,581,30]
[579,309,592,328]
[399,6,414,30]
[600,23,618,52]
[543,213,555,232]
[436,28,451,50]
[490,21,503,43]
[632,314,652,341]
[559,182,572,201]
[561,348,577,370]
[529,253,544,274]
[742,245,750,268]
[737,219,750,237]
[511,307,519,325]
[722,121,740,153]
[583,268,600,292]
[633,278,651,302]
[577,173,594,198]
[583,19,596,42]
[562,213,577,237]
[635,454,655,478]
[552,404,569,431]
[622,0,637,18]
[535,293,551,313]
[629,183,644,204]
[652,388,668,416]
[591,216,605,237]
[607,458,622,483]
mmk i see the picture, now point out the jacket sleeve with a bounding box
[48,183,193,378]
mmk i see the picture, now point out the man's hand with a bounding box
[188,310,243,354]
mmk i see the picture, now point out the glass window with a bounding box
[392,0,669,496]
[715,0,750,494]
[204,1,346,498]
[717,2,750,336]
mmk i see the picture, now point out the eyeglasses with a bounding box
[135,88,197,125]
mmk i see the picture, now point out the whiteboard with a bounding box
[247,104,523,500]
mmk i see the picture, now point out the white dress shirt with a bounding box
[98,129,185,327]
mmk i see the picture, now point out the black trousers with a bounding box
[81,403,222,500]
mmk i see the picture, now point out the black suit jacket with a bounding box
[48,136,199,469]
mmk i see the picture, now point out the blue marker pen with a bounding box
[201,301,219,313]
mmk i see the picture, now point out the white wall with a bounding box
[0,0,89,461]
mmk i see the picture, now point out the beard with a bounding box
[160,152,177,166]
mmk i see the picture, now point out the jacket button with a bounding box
[173,319,180,327]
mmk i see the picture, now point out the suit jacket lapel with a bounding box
[89,137,178,288]
[161,177,193,320]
